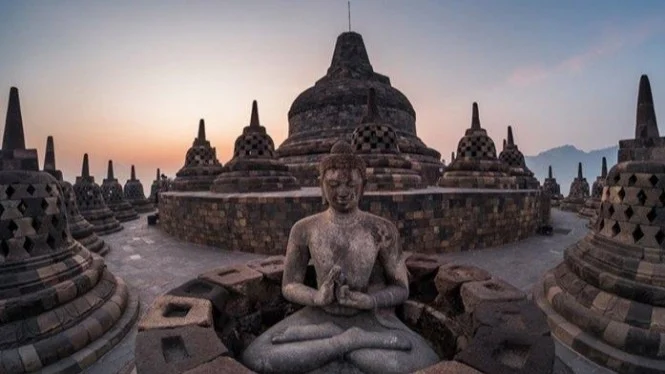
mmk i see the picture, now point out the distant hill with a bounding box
[524,145,618,196]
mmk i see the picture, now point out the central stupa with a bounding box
[277,31,442,186]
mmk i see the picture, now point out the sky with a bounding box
[1,0,664,186]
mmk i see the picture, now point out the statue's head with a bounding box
[319,140,366,213]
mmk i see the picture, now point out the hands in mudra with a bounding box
[313,265,375,310]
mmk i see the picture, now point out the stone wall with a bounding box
[159,187,545,255]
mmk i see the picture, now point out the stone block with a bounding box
[416,305,458,359]
[406,253,447,281]
[456,326,555,374]
[247,256,285,283]
[167,278,230,315]
[460,278,526,313]
[473,300,550,336]
[200,265,263,296]
[435,263,491,296]
[135,325,228,374]
[414,360,483,374]
[183,356,254,374]
[138,295,213,331]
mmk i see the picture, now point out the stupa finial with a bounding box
[548,165,553,179]
[578,162,583,179]
[107,160,115,180]
[471,102,481,130]
[635,74,659,139]
[3,87,26,151]
[601,157,607,178]
[348,1,351,32]
[451,151,455,162]
[82,154,90,178]
[250,100,260,128]
[156,168,160,180]
[361,88,380,123]
[507,126,515,146]
[198,119,206,141]
[44,135,56,171]
[131,165,136,180]
[502,139,506,150]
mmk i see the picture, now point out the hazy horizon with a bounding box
[1,0,664,186]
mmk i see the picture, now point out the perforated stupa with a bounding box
[498,126,540,189]
[578,157,607,223]
[0,87,138,373]
[172,119,224,191]
[73,154,123,235]
[148,168,160,205]
[101,160,138,222]
[211,101,300,193]
[123,165,154,213]
[559,162,590,212]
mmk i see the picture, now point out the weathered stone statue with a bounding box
[241,141,439,373]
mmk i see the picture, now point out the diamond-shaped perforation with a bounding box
[597,218,605,231]
[632,225,644,242]
[8,220,18,234]
[5,185,15,198]
[650,175,660,187]
[625,206,634,220]
[637,190,647,205]
[617,188,626,201]
[611,221,621,236]
[17,200,27,214]
[608,205,616,216]
[628,174,637,186]
[23,237,34,253]
[45,184,53,194]
[26,184,36,195]
[40,198,49,211]
[46,234,56,249]
[51,215,59,228]
[613,173,622,184]
[647,207,657,223]
[656,230,665,245]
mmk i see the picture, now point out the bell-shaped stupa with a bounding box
[73,154,123,235]
[148,168,160,205]
[0,87,138,373]
[101,160,138,222]
[437,103,516,189]
[276,31,442,186]
[559,162,590,212]
[211,101,300,193]
[498,126,540,189]
[43,136,111,255]
[350,88,424,191]
[579,157,608,223]
[172,119,224,191]
[535,75,665,374]
[542,165,563,206]
[123,165,155,213]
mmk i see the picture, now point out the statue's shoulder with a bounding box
[359,211,399,236]
[291,212,326,234]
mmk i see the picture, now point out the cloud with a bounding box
[507,17,664,87]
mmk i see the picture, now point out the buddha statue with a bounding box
[241,141,440,373]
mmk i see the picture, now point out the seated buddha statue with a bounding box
[241,141,440,374]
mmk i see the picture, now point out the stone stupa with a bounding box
[0,87,138,373]
[73,154,123,235]
[498,126,540,189]
[101,160,139,222]
[542,165,563,206]
[43,136,111,255]
[276,31,442,186]
[438,103,516,189]
[211,101,300,193]
[350,88,425,191]
[559,162,590,212]
[534,74,665,374]
[148,168,160,205]
[123,165,155,213]
[172,119,224,191]
[578,157,608,223]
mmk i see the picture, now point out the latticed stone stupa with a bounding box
[559,162,590,212]
[211,101,300,193]
[438,103,516,189]
[350,88,425,191]
[0,87,138,373]
[148,168,160,204]
[535,74,665,374]
[123,165,154,213]
[43,136,111,255]
[498,126,540,189]
[276,31,442,186]
[101,160,138,222]
[73,154,123,235]
[542,165,563,206]
[172,119,224,191]
[579,157,608,223]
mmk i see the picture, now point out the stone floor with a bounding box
[82,209,615,374]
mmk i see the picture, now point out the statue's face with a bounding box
[322,168,363,213]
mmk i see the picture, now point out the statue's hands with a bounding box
[313,265,341,307]
[336,285,375,310]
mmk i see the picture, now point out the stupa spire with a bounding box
[361,88,380,123]
[502,139,506,150]
[131,165,136,180]
[507,126,515,146]
[250,100,260,128]
[601,157,607,178]
[197,119,206,141]
[635,74,659,139]
[107,160,115,180]
[44,135,56,171]
[82,154,90,177]
[328,31,372,76]
[578,162,583,179]
[451,151,455,162]
[471,102,481,130]
[548,165,553,179]
[3,87,26,151]
[156,168,160,180]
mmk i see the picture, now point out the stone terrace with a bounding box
[80,209,616,374]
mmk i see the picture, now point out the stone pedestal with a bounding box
[73,154,123,235]
[173,119,224,191]
[101,160,138,222]
[124,165,155,213]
